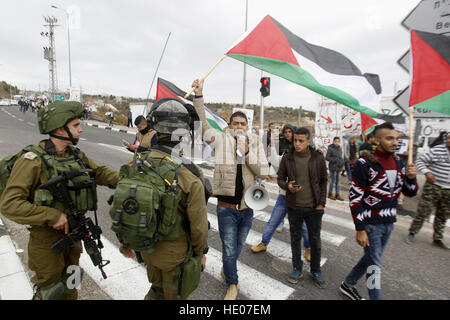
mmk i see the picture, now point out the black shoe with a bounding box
[432,240,450,250]
[339,281,365,300]
[311,270,327,289]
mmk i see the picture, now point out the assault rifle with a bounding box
[39,169,110,279]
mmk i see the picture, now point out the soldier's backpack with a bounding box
[0,145,46,199]
[111,147,203,254]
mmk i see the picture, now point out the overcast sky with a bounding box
[0,0,416,111]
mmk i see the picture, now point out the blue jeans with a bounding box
[217,205,253,285]
[262,194,310,247]
[344,223,394,300]
[329,170,340,195]
[344,162,352,182]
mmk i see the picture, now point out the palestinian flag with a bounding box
[409,30,450,115]
[226,15,381,117]
[156,78,228,131]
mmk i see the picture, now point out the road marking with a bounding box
[207,212,327,267]
[26,122,35,127]
[208,198,346,246]
[207,247,295,300]
[79,237,148,300]
[80,234,295,300]
[97,143,131,154]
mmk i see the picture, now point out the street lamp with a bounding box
[51,5,72,89]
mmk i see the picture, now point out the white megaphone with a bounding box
[244,184,269,211]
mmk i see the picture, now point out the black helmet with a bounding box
[148,98,195,134]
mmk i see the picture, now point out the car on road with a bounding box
[0,99,11,106]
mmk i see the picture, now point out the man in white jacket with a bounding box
[191,79,271,300]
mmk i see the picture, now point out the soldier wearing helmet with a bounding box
[0,101,120,300]
[118,98,209,300]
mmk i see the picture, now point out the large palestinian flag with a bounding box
[409,30,450,115]
[226,15,381,117]
[156,78,228,132]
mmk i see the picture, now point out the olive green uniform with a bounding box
[0,140,119,299]
[138,148,208,300]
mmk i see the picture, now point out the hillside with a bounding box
[0,80,315,129]
[0,81,19,98]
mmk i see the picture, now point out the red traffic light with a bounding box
[260,77,270,97]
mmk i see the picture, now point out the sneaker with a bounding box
[276,223,284,233]
[311,270,327,289]
[304,247,311,262]
[251,242,267,253]
[336,195,345,201]
[405,233,415,245]
[287,269,304,284]
[432,240,450,250]
[328,194,336,200]
[224,284,240,300]
[339,281,365,300]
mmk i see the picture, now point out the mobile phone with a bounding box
[292,184,301,188]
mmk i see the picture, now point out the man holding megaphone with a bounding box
[192,79,271,300]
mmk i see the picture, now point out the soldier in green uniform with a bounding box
[0,101,119,300]
[118,98,209,300]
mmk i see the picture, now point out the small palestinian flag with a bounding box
[226,15,381,117]
[409,30,450,116]
[156,78,228,132]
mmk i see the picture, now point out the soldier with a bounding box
[0,101,119,300]
[118,98,209,300]
[405,132,450,249]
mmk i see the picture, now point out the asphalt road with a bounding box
[1,105,449,301]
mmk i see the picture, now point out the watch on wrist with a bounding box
[203,245,209,255]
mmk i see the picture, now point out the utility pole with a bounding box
[51,5,72,89]
[242,0,248,109]
[41,16,59,101]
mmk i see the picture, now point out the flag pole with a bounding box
[408,107,414,165]
[185,56,226,98]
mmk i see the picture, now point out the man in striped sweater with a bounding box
[405,133,450,250]
[340,122,419,300]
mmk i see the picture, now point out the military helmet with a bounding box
[148,98,192,134]
[38,101,84,134]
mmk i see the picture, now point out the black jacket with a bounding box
[277,146,328,209]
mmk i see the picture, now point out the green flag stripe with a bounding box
[228,53,378,117]
[411,90,450,116]
[207,119,224,132]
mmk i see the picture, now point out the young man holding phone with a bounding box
[277,127,328,288]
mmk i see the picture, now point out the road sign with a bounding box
[393,86,450,118]
[397,50,411,72]
[402,0,450,34]
[54,94,65,101]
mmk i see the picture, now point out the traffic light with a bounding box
[260,77,270,97]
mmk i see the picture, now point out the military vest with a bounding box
[111,149,193,253]
[32,145,97,214]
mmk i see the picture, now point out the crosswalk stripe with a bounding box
[207,212,327,267]
[79,237,148,300]
[207,247,295,300]
[80,233,295,300]
[208,198,346,246]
